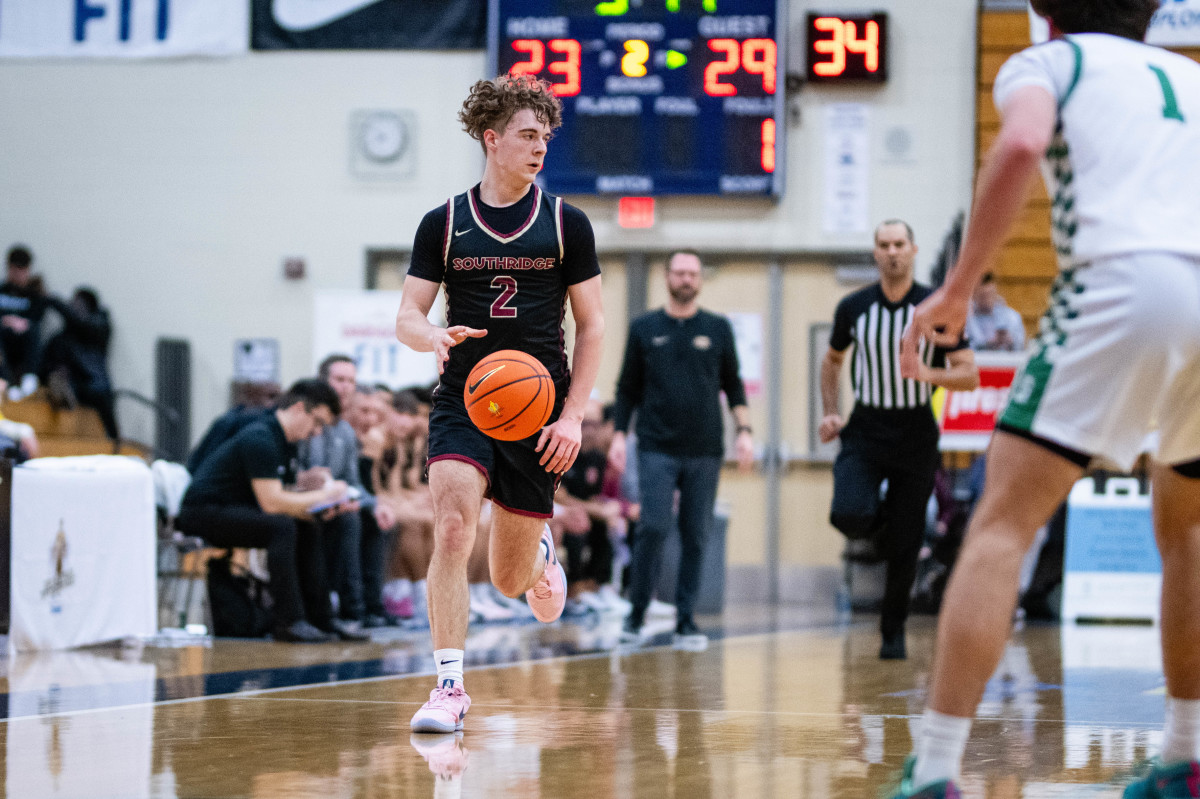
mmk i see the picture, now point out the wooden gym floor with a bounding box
[0,607,1164,798]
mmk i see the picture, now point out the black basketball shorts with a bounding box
[426,382,566,518]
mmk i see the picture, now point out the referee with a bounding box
[820,220,978,660]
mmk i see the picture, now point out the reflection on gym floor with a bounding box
[0,610,1165,798]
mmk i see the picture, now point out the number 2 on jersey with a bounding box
[490,276,518,318]
[1149,64,1186,122]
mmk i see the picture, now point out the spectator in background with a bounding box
[556,397,627,615]
[186,381,279,474]
[0,245,48,399]
[0,376,39,460]
[600,402,638,608]
[348,384,403,627]
[177,379,363,643]
[964,272,1026,352]
[376,388,435,623]
[42,286,118,441]
[610,250,755,648]
[298,354,397,629]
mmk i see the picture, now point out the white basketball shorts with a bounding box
[999,252,1200,471]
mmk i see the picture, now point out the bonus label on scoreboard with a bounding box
[488,0,786,197]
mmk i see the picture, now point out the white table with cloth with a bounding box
[9,456,156,652]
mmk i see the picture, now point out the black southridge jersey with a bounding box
[408,184,600,391]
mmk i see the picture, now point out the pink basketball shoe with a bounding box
[525,526,566,623]
[410,685,472,734]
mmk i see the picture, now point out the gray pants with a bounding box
[627,450,722,625]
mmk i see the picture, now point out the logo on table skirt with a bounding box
[41,520,75,600]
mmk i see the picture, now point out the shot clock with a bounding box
[487,0,786,196]
[804,12,889,83]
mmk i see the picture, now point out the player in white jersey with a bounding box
[890,1,1200,797]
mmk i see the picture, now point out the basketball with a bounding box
[463,349,555,441]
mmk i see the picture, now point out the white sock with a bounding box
[912,709,972,788]
[1163,697,1200,764]
[434,648,464,690]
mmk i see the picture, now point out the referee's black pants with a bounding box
[177,502,334,629]
[830,409,940,636]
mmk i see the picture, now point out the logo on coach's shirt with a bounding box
[651,335,669,346]
[693,335,712,351]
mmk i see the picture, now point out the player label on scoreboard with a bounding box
[488,0,786,196]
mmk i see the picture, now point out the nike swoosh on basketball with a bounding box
[468,366,505,395]
[455,228,472,237]
[272,0,386,32]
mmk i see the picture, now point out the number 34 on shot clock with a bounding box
[805,12,889,83]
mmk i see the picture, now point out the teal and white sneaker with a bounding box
[1123,760,1200,798]
[887,756,962,799]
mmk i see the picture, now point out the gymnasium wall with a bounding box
[0,0,977,443]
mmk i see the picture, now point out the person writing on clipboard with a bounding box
[177,379,369,643]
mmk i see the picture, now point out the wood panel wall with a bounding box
[976,10,1055,333]
[975,9,1200,332]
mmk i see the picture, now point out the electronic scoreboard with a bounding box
[487,0,786,197]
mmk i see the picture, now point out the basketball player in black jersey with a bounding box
[396,75,605,735]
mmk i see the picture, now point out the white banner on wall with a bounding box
[823,103,871,236]
[0,0,249,58]
[726,311,763,399]
[1148,0,1200,46]
[1031,1,1200,46]
[313,290,440,391]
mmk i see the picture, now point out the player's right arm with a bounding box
[394,275,486,375]
[903,48,1058,376]
[395,208,486,372]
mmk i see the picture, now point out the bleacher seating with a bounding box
[2,392,148,458]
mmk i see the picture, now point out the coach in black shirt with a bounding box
[611,250,754,647]
[179,379,364,643]
[820,220,979,660]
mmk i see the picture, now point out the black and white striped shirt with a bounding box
[830,283,967,411]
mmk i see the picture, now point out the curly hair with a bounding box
[458,74,563,152]
[1031,0,1159,40]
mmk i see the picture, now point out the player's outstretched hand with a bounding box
[431,325,487,374]
[536,414,582,475]
[900,287,968,380]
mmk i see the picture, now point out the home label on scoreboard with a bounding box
[488,0,787,197]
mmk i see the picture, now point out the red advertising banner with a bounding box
[938,352,1025,452]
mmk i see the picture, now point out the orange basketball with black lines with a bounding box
[464,349,555,441]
